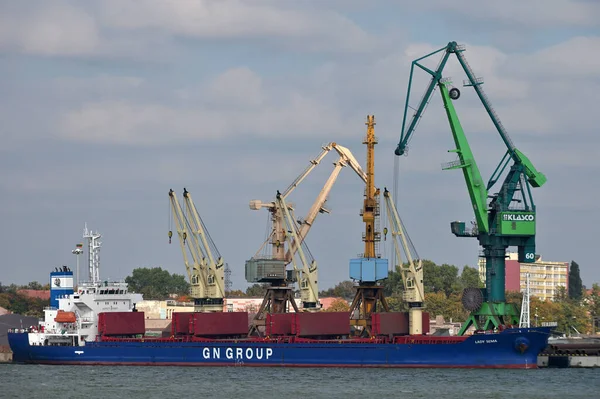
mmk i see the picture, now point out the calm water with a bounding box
[0,364,598,399]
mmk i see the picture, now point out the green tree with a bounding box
[555,285,569,302]
[319,280,356,300]
[324,298,350,312]
[125,267,190,300]
[424,292,451,319]
[446,293,469,322]
[557,300,589,335]
[26,281,44,290]
[505,291,523,310]
[586,284,600,333]
[385,295,406,312]
[423,261,460,297]
[245,283,269,297]
[0,291,45,317]
[0,293,10,309]
[382,266,405,297]
[459,266,482,289]
[568,261,583,300]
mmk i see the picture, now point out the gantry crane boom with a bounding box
[182,188,225,298]
[395,44,457,157]
[395,41,546,186]
[382,188,424,334]
[453,51,546,190]
[363,116,378,259]
[438,81,489,234]
[281,143,367,199]
[169,190,205,294]
[285,143,367,263]
[250,142,367,270]
[276,191,319,307]
[169,188,225,312]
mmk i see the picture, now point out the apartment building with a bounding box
[478,252,569,301]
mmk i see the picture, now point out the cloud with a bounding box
[418,0,600,28]
[97,0,378,53]
[205,67,264,107]
[0,0,382,57]
[514,36,600,78]
[0,1,101,56]
[2,3,600,288]
[59,65,354,144]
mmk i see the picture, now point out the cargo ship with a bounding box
[7,294,552,368]
[8,252,551,368]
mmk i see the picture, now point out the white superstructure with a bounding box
[27,225,143,347]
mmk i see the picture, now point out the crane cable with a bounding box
[168,197,173,244]
[392,154,400,267]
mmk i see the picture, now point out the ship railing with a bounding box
[44,306,58,311]
[392,336,467,345]
[8,327,42,334]
[96,335,393,344]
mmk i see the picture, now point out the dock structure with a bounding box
[538,338,600,368]
[538,355,600,368]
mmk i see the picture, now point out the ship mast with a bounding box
[83,224,102,285]
[519,272,531,328]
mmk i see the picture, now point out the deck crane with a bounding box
[275,191,319,312]
[168,188,225,312]
[394,41,547,335]
[382,187,425,335]
[348,115,389,337]
[246,142,367,336]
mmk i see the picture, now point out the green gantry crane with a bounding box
[394,41,547,335]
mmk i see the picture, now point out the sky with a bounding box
[1,0,599,292]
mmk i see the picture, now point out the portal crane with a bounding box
[276,191,319,308]
[168,188,225,312]
[382,188,424,335]
[348,115,389,336]
[394,42,547,334]
[246,142,368,336]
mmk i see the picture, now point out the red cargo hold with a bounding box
[371,312,409,336]
[98,311,145,336]
[265,313,295,336]
[171,312,193,336]
[191,312,248,336]
[293,312,349,337]
[422,312,430,335]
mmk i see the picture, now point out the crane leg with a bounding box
[248,285,297,337]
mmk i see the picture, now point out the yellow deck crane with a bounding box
[246,142,367,336]
[382,188,425,335]
[168,188,225,312]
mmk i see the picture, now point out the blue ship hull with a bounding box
[8,327,551,368]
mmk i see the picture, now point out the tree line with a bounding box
[3,260,598,335]
[239,259,599,335]
[0,282,50,318]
